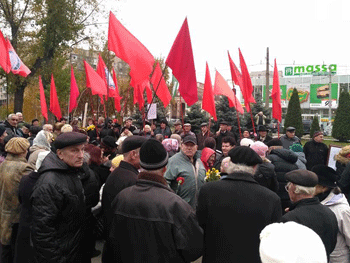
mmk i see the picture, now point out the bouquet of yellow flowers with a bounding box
[205,168,221,182]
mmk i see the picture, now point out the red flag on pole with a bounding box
[112,68,122,112]
[166,18,198,106]
[49,74,62,120]
[39,76,48,121]
[272,59,282,122]
[0,30,10,73]
[150,62,171,108]
[108,11,154,87]
[239,48,256,112]
[84,60,107,96]
[69,66,79,113]
[202,62,217,121]
[228,51,243,87]
[96,53,117,99]
[214,70,244,115]
[6,39,31,77]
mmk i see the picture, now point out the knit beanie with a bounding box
[313,131,323,138]
[251,141,268,158]
[260,222,327,263]
[5,137,30,155]
[290,143,303,153]
[140,139,168,170]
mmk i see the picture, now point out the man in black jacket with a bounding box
[281,169,338,261]
[197,146,282,263]
[303,131,328,170]
[110,139,203,262]
[31,132,88,263]
[102,135,147,262]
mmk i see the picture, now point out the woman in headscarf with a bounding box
[201,147,216,171]
[27,130,52,167]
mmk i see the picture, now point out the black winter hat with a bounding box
[266,138,283,147]
[121,136,147,154]
[228,146,263,166]
[102,136,117,149]
[54,132,87,149]
[285,169,318,187]
[312,164,338,188]
[140,139,168,170]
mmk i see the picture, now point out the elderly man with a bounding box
[42,124,53,133]
[173,120,183,135]
[197,146,282,263]
[256,125,272,144]
[303,131,328,170]
[4,113,23,137]
[180,123,196,139]
[154,119,172,139]
[165,135,206,209]
[0,138,33,263]
[102,136,147,262]
[197,122,214,150]
[109,139,203,262]
[281,169,338,261]
[280,127,301,149]
[31,132,89,262]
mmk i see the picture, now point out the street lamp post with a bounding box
[67,36,90,123]
[328,66,332,126]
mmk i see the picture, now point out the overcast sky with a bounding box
[102,0,350,84]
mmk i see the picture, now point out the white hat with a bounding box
[259,222,327,263]
[240,138,254,147]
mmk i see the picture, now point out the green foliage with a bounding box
[284,88,303,137]
[332,90,350,142]
[310,116,320,138]
[184,103,208,134]
[214,96,238,132]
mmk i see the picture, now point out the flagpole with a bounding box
[106,52,111,120]
[144,64,168,122]
[250,108,256,136]
[233,87,242,139]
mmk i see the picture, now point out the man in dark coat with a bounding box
[4,113,23,137]
[281,169,338,261]
[256,125,273,145]
[197,122,214,150]
[266,138,299,212]
[303,131,328,170]
[102,135,147,262]
[280,126,301,149]
[30,132,89,263]
[197,146,282,263]
[215,120,237,151]
[154,119,172,139]
[110,139,203,262]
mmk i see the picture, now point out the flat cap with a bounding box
[54,132,87,149]
[201,122,208,127]
[5,137,30,154]
[286,127,296,132]
[266,138,283,147]
[228,146,263,166]
[174,120,182,126]
[219,120,228,125]
[182,135,197,145]
[285,169,318,187]
[102,136,117,148]
[121,135,147,154]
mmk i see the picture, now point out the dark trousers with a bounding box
[0,223,19,263]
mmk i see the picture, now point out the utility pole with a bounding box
[328,66,332,125]
[265,47,270,109]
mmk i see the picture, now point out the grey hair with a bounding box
[221,157,255,175]
[83,152,91,164]
[294,185,316,195]
[8,113,16,119]
[139,167,164,176]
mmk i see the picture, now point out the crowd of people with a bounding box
[0,111,350,263]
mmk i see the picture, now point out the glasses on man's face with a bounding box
[285,182,291,192]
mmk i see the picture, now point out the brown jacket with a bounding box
[0,154,34,245]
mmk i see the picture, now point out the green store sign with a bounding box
[285,64,337,76]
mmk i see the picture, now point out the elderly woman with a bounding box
[27,130,53,167]
[0,138,33,263]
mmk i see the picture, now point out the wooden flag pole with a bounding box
[277,120,280,138]
[237,112,242,139]
[250,107,256,135]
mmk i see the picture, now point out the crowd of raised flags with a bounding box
[0,11,282,130]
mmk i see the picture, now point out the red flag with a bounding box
[96,53,117,99]
[0,30,10,73]
[144,80,153,104]
[228,51,242,87]
[150,62,171,108]
[39,76,48,121]
[6,39,31,77]
[202,62,217,121]
[272,59,282,122]
[84,60,107,96]
[239,48,256,112]
[69,66,79,113]
[133,83,145,111]
[214,70,244,114]
[49,74,62,120]
[108,12,154,87]
[166,18,198,106]
[112,69,122,112]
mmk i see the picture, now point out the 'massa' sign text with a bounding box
[285,64,337,76]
